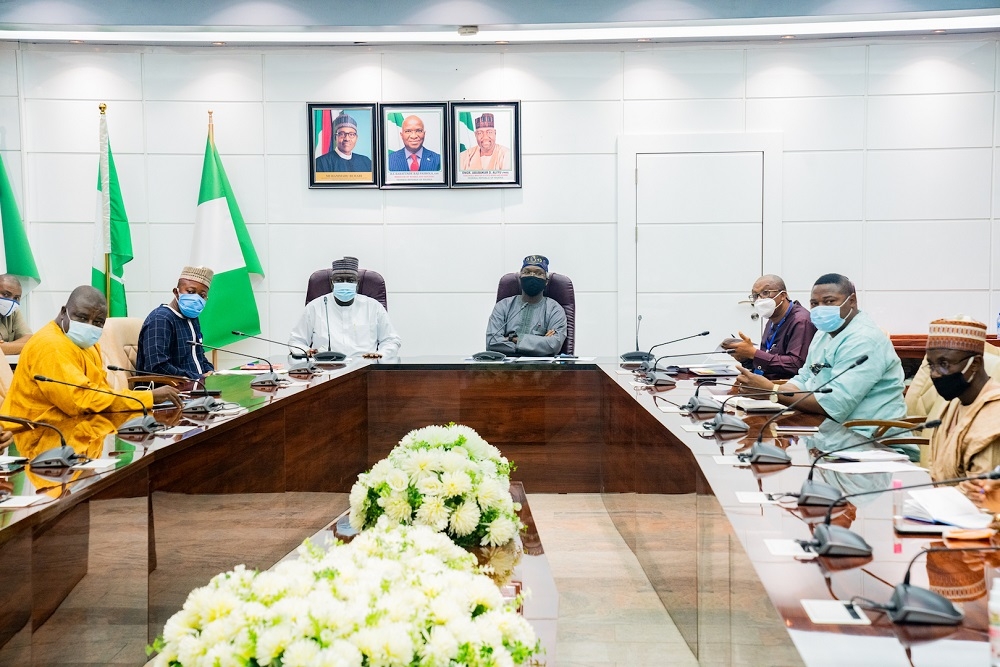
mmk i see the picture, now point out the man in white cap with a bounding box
[315,112,373,173]
[288,256,401,358]
[136,266,215,379]
[459,112,511,171]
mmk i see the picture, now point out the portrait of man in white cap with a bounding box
[315,111,373,175]
[460,112,511,171]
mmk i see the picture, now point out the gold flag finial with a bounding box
[98,102,107,115]
[208,109,214,142]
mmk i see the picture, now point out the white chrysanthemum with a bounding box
[349,481,368,509]
[162,607,198,643]
[320,640,364,667]
[385,468,409,493]
[483,516,517,546]
[378,491,413,523]
[421,626,460,667]
[282,638,323,667]
[414,424,454,447]
[440,470,473,497]
[203,640,245,667]
[439,450,471,474]
[416,475,445,497]
[448,501,480,537]
[403,449,442,480]
[353,622,416,665]
[476,477,507,509]
[175,634,206,665]
[255,625,295,666]
[415,496,450,531]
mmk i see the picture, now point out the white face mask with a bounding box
[753,292,784,319]
[0,297,18,317]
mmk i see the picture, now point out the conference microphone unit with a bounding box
[796,419,942,507]
[0,414,78,469]
[33,375,166,436]
[231,330,319,375]
[744,355,869,465]
[637,331,712,372]
[705,388,822,435]
[314,296,347,362]
[798,465,1000,558]
[189,341,281,388]
[620,314,649,362]
[475,327,517,362]
[107,365,222,397]
[679,380,732,414]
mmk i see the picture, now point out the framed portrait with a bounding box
[379,103,449,188]
[450,102,520,188]
[308,103,378,188]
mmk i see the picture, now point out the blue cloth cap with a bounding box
[522,255,549,272]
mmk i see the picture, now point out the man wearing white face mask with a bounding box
[1,286,180,422]
[136,266,215,379]
[721,274,815,379]
[735,273,905,424]
[288,256,401,359]
[0,274,32,354]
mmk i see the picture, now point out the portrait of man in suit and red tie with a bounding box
[381,105,447,187]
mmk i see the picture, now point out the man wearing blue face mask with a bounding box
[1,285,181,422]
[486,255,567,357]
[0,274,32,354]
[135,266,215,379]
[735,273,905,424]
[288,256,401,359]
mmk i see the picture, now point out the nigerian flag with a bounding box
[385,111,404,160]
[91,109,132,316]
[457,111,475,153]
[190,116,263,348]
[0,153,39,291]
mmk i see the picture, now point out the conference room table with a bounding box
[0,356,991,666]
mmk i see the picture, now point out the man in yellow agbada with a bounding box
[1,286,181,423]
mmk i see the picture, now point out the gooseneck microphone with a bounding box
[638,331,711,371]
[231,331,319,375]
[314,296,346,362]
[707,388,829,434]
[32,375,166,435]
[107,365,219,397]
[0,414,76,468]
[620,315,649,362]
[189,341,281,388]
[796,419,942,506]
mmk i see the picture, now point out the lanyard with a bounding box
[763,302,794,352]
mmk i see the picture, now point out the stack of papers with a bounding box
[728,397,785,413]
[903,487,993,529]
[825,449,909,462]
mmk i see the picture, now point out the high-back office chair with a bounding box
[496,272,576,355]
[305,268,388,310]
[99,317,186,390]
[0,355,13,402]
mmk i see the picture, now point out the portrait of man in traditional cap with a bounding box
[459,112,511,171]
[315,111,373,174]
[309,104,377,187]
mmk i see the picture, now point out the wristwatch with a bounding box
[769,384,781,403]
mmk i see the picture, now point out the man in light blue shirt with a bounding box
[736,273,905,423]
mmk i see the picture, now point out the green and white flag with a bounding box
[457,111,475,153]
[91,109,132,316]
[385,111,404,159]
[191,116,264,348]
[0,153,39,291]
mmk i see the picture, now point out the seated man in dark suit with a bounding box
[387,115,441,171]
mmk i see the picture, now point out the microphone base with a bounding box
[747,441,791,465]
[314,351,346,362]
[707,413,749,434]
[621,351,653,362]
[288,361,320,376]
[811,523,873,557]
[118,414,167,436]
[682,396,723,414]
[472,350,506,362]
[887,584,963,625]
[645,371,676,387]
[798,480,848,507]
[29,446,80,469]
[250,372,282,388]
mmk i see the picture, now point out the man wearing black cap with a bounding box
[288,256,400,358]
[315,113,373,173]
[486,255,567,357]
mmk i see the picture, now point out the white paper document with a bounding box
[904,487,993,529]
[156,425,199,436]
[815,461,919,474]
[72,459,117,471]
[0,494,45,509]
[0,455,27,465]
[764,539,817,559]
[801,600,871,625]
[656,404,683,413]
[713,455,743,465]
[728,397,785,413]
[735,491,780,505]
[681,424,710,433]
[826,449,909,462]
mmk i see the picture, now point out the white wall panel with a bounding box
[502,223,616,293]
[623,49,744,100]
[383,52,502,101]
[22,50,142,100]
[868,41,995,95]
[0,98,20,151]
[636,152,762,224]
[263,53,382,102]
[636,292,754,356]
[24,100,145,154]
[503,52,622,101]
[867,93,993,149]
[623,99,744,135]
[504,155,616,223]
[0,51,17,97]
[26,153,94,222]
[866,148,992,221]
[145,102,264,155]
[783,151,863,222]
[385,225,503,293]
[781,222,864,293]
[521,101,621,154]
[865,220,990,291]
[143,53,263,101]
[30,222,92,291]
[124,291,153,322]
[384,188,501,224]
[865,290,991,334]
[265,223,386,293]
[746,97,864,151]
[113,153,149,223]
[636,223,761,294]
[264,102,307,155]
[147,223,195,292]
[120,221,150,292]
[147,155,202,223]
[746,45,867,98]
[573,291,617,357]
[267,291,311,356]
[26,291,70,332]
[389,292,496,356]
[265,156,383,224]
[221,156,267,224]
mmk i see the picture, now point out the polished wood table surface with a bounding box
[0,357,988,666]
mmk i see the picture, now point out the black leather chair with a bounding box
[495,272,575,355]
[305,268,388,310]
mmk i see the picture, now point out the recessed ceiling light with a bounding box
[212,41,225,46]
[637,38,651,42]
[781,35,795,39]
[933,29,946,33]
[495,40,508,44]
[69,40,83,44]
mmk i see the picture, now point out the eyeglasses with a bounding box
[926,354,976,375]
[749,289,783,302]
[335,131,357,138]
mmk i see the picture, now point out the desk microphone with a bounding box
[745,355,869,464]
[0,414,75,468]
[680,381,732,414]
[798,467,1000,558]
[796,419,941,506]
[314,296,346,362]
[620,315,649,361]
[32,375,165,435]
[189,341,281,388]
[705,388,826,434]
[637,331,711,371]
[107,365,220,397]
[647,349,734,374]
[231,330,319,375]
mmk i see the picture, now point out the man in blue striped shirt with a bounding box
[136,266,215,379]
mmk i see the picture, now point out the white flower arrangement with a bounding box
[149,518,541,667]
[349,424,523,550]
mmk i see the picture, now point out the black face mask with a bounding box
[931,358,975,401]
[520,276,546,297]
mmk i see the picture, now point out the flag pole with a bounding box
[208,109,213,143]
[99,102,111,301]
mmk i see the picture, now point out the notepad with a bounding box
[801,600,871,625]
[728,397,785,413]
[903,487,993,529]
[0,494,45,509]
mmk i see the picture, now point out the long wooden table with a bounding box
[0,359,989,666]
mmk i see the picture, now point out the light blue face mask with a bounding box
[177,293,206,318]
[66,320,103,349]
[333,282,357,302]
[810,301,853,333]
